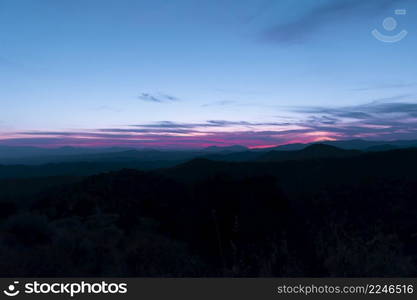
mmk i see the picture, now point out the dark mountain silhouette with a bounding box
[162,148,417,194]
[366,144,398,152]
[0,160,180,179]
[321,139,387,150]
[258,144,361,162]
[0,145,132,160]
[268,143,309,151]
[51,149,198,163]
[203,145,248,152]
[201,151,262,162]
[3,139,417,166]
[1,147,417,276]
[256,139,417,152]
[0,149,200,166]
[320,139,417,150]
[2,143,417,180]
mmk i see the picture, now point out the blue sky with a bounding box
[1,0,417,148]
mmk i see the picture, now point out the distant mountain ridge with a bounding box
[1,139,417,165]
[203,145,248,152]
[259,144,361,162]
[0,145,133,159]
[1,143,417,180]
[163,147,417,185]
[270,139,417,151]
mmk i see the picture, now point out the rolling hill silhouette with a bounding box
[203,145,248,152]
[2,139,417,165]
[1,146,415,277]
[258,144,361,162]
[2,143,416,180]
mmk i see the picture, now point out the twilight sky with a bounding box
[1,0,417,148]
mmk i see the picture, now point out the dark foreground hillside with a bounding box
[1,148,417,277]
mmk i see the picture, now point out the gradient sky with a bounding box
[1,0,417,148]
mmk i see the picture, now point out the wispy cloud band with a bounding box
[2,100,417,148]
[138,92,180,103]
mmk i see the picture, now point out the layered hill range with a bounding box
[1,139,417,179]
[1,139,417,164]
[2,139,417,277]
